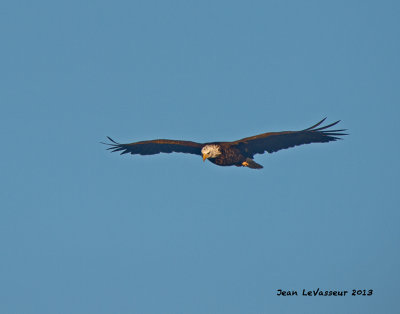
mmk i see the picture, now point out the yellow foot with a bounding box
[242,161,249,167]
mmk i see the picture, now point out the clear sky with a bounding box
[1,0,399,313]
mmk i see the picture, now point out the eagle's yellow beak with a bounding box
[202,154,208,162]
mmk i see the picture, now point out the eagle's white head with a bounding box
[201,144,221,161]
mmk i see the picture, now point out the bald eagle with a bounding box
[103,118,347,169]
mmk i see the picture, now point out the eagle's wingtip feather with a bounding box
[106,136,119,144]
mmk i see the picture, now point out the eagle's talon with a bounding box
[242,161,249,167]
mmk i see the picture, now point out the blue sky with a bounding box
[1,0,399,313]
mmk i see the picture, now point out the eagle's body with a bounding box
[209,144,244,166]
[103,118,347,169]
[203,143,262,168]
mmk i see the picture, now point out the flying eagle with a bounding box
[103,118,347,169]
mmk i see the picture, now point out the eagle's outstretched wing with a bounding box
[232,118,347,157]
[103,137,203,156]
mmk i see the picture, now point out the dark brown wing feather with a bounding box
[103,137,203,156]
[231,118,347,157]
